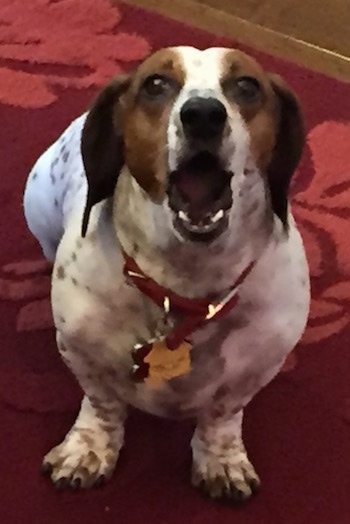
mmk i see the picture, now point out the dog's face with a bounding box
[81,47,304,242]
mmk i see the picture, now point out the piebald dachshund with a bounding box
[24,46,310,502]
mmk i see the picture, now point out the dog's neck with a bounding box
[112,168,275,298]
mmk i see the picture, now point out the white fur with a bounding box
[168,47,251,176]
[23,47,310,495]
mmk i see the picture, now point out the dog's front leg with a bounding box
[42,333,127,489]
[191,400,260,502]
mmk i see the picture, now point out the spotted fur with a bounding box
[24,47,310,499]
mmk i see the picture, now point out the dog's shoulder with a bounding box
[52,198,126,317]
[244,213,308,301]
[236,212,309,343]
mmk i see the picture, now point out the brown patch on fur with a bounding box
[133,49,185,90]
[80,49,186,234]
[72,277,78,286]
[121,49,185,200]
[222,49,304,226]
[56,265,65,280]
[211,387,243,421]
[222,50,277,172]
[211,403,228,420]
[213,384,231,402]
[245,110,277,172]
[88,231,97,242]
[98,412,112,424]
[132,242,139,255]
[58,340,67,352]
[220,434,237,451]
[80,431,96,449]
[105,449,118,468]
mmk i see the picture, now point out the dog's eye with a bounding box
[233,77,261,102]
[141,75,172,98]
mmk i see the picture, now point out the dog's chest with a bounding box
[57,271,285,418]
[91,294,287,419]
[53,215,309,419]
[86,293,252,416]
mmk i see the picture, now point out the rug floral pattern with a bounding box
[1,2,350,521]
[0,0,150,107]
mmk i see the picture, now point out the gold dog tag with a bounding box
[144,339,192,388]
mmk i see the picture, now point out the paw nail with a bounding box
[94,475,106,488]
[41,463,53,476]
[72,478,82,489]
[54,477,68,490]
[232,489,249,504]
[249,478,261,494]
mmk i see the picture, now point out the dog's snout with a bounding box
[180,97,227,141]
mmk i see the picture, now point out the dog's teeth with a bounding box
[178,211,190,222]
[177,208,225,233]
[211,209,224,223]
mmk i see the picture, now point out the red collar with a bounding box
[123,251,255,382]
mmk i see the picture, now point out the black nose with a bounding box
[180,97,227,141]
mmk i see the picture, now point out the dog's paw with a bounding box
[192,448,260,502]
[41,428,119,489]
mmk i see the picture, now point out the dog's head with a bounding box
[81,47,304,243]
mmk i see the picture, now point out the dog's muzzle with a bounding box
[167,150,233,243]
[167,96,232,243]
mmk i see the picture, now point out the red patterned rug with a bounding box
[1,1,350,522]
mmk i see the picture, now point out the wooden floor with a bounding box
[201,0,350,58]
[124,0,350,81]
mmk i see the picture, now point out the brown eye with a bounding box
[141,75,172,98]
[233,76,261,102]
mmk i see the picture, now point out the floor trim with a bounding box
[122,0,350,82]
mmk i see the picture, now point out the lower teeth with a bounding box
[177,209,225,232]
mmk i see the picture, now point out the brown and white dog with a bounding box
[23,46,310,501]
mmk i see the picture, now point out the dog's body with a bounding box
[24,47,310,500]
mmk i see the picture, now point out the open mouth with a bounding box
[167,151,233,242]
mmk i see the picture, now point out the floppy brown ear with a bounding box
[81,74,130,237]
[267,74,305,229]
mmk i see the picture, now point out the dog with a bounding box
[23,46,310,501]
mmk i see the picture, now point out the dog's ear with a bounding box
[267,74,305,229]
[81,74,131,237]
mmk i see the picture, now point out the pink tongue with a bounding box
[176,171,213,206]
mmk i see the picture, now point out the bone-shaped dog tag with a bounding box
[143,339,192,388]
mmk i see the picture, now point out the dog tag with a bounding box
[143,339,192,388]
